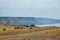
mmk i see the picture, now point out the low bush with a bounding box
[14,26,20,29]
[3,29,6,31]
[30,25,35,27]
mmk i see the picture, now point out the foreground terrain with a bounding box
[0,25,60,40]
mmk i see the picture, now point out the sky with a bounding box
[0,0,60,19]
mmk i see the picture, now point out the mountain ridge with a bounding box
[0,17,60,26]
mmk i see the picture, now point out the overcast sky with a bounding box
[0,0,60,19]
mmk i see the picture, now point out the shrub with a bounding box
[25,25,29,27]
[14,26,20,29]
[30,25,35,27]
[3,29,6,31]
[30,27,32,29]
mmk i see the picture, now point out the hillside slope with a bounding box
[0,17,60,25]
[0,25,60,40]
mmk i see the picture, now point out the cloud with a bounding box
[0,0,60,19]
[0,8,60,18]
[0,0,60,9]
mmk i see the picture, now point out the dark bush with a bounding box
[30,25,35,27]
[25,25,29,27]
[30,27,32,29]
[21,25,29,27]
[3,29,6,31]
[14,26,20,29]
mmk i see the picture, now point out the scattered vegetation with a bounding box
[14,26,20,29]
[0,25,60,40]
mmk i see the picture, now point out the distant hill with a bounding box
[0,17,60,26]
[35,18,60,25]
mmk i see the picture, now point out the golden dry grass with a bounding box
[0,25,60,40]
